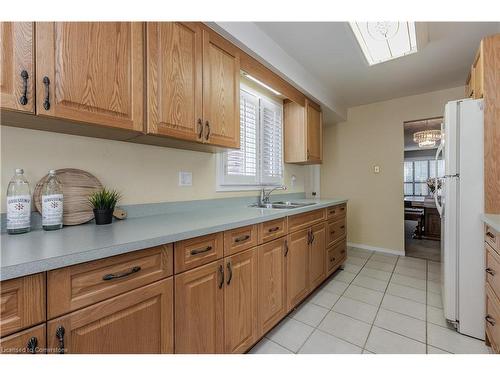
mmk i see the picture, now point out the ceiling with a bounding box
[404,117,442,151]
[255,22,500,107]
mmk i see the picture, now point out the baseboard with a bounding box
[347,242,405,256]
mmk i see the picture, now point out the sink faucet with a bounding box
[260,186,287,205]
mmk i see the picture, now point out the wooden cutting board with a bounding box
[34,169,103,226]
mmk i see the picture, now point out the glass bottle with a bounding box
[41,170,63,231]
[6,168,31,234]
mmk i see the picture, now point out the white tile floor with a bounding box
[249,246,491,354]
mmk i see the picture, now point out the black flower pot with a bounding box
[93,208,114,225]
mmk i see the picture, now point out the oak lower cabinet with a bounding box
[257,238,287,336]
[286,229,310,311]
[0,324,46,354]
[309,223,326,290]
[47,278,174,354]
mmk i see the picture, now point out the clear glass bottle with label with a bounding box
[6,168,31,234]
[42,170,63,231]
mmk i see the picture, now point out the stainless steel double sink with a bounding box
[249,201,317,209]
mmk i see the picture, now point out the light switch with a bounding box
[179,171,192,186]
[374,165,381,174]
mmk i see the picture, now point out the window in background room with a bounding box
[404,159,444,197]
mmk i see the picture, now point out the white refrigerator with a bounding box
[434,98,485,340]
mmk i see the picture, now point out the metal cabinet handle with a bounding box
[340,249,346,254]
[486,232,496,239]
[307,229,312,244]
[190,246,212,256]
[19,70,29,105]
[486,268,496,276]
[284,240,289,257]
[42,76,50,110]
[235,235,250,243]
[307,149,310,159]
[205,120,210,141]
[330,231,335,236]
[268,226,280,233]
[26,336,38,354]
[55,326,65,354]
[310,231,315,244]
[102,266,141,281]
[197,118,203,139]
[485,315,496,326]
[218,264,224,289]
[226,262,233,285]
[329,210,336,215]
[330,257,336,263]
[340,225,345,230]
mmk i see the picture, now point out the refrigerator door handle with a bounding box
[435,142,444,217]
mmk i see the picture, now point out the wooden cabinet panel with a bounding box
[486,284,500,353]
[326,203,346,221]
[309,223,326,289]
[147,22,203,141]
[224,248,258,353]
[174,232,224,273]
[47,245,173,319]
[486,243,500,301]
[258,217,288,244]
[485,225,499,253]
[327,219,347,248]
[1,273,45,338]
[202,28,240,148]
[258,238,287,336]
[424,207,441,240]
[47,278,174,354]
[286,229,310,311]
[0,324,46,354]
[224,225,258,256]
[288,208,326,233]
[306,100,322,162]
[327,239,347,276]
[0,22,34,113]
[35,22,144,132]
[174,260,224,353]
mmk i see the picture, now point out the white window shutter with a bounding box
[260,98,283,185]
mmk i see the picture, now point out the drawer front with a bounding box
[486,284,500,353]
[224,225,258,256]
[288,209,326,233]
[327,239,347,275]
[0,324,46,354]
[258,217,288,244]
[175,232,224,273]
[485,225,499,253]
[48,245,173,319]
[326,204,346,221]
[327,219,346,247]
[486,243,500,301]
[1,273,46,337]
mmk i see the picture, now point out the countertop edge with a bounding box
[483,214,500,233]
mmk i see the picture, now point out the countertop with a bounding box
[0,197,347,281]
[483,214,500,233]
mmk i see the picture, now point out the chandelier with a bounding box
[413,130,441,148]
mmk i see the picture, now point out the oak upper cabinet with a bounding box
[286,228,310,311]
[147,22,203,142]
[224,248,258,353]
[309,223,326,290]
[284,99,322,164]
[174,260,224,353]
[47,278,174,354]
[202,28,240,148]
[258,238,287,336]
[0,22,35,113]
[35,22,144,132]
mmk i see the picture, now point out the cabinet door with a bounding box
[286,229,310,311]
[35,22,144,132]
[309,223,326,289]
[147,22,203,141]
[258,238,287,336]
[0,324,46,354]
[224,247,258,353]
[47,278,173,354]
[202,28,240,148]
[306,100,322,162]
[0,22,34,113]
[175,260,224,353]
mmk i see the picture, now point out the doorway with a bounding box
[403,117,444,262]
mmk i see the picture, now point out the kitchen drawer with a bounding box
[224,225,258,256]
[327,218,346,247]
[327,239,346,275]
[47,245,173,319]
[0,324,46,354]
[258,217,288,244]
[326,204,346,221]
[175,232,224,273]
[1,273,46,338]
[486,243,500,301]
[486,284,500,353]
[485,225,500,253]
[288,208,326,233]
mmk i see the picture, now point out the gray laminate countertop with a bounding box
[0,197,347,281]
[483,214,500,234]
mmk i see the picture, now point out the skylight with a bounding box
[349,22,418,66]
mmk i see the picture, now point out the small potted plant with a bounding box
[88,188,121,225]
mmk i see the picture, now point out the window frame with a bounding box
[404,158,444,197]
[216,83,284,192]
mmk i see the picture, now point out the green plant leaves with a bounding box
[88,188,121,210]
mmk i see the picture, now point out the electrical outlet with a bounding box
[374,165,381,174]
[178,171,192,186]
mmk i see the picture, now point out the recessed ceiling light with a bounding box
[242,72,282,96]
[349,22,419,66]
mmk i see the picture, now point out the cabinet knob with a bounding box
[486,268,496,276]
[205,120,211,141]
[197,118,203,139]
[485,315,496,326]
[218,264,224,289]
[55,326,65,354]
[226,262,233,285]
[19,70,29,105]
[284,240,289,257]
[234,235,250,243]
[26,336,38,354]
[42,76,51,110]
